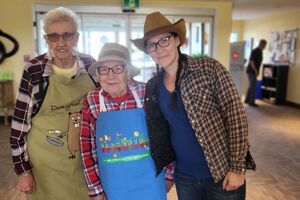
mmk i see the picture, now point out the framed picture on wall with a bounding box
[269,28,298,64]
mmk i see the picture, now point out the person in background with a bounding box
[80,43,170,200]
[132,12,256,200]
[10,7,96,200]
[245,39,267,107]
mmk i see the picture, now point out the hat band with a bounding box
[100,50,129,61]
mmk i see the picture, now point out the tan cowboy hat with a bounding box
[131,12,186,53]
[89,43,140,77]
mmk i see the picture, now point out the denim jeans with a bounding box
[174,171,246,200]
[245,72,257,104]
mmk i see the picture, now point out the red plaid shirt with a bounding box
[80,79,174,197]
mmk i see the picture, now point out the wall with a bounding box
[243,9,300,104]
[0,0,33,95]
[0,0,232,99]
[232,20,244,41]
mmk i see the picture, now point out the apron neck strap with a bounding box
[99,86,142,112]
[99,90,107,112]
[129,86,143,108]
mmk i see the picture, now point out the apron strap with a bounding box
[99,86,142,112]
[99,89,107,112]
[129,86,142,108]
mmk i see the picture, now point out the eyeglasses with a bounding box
[46,32,77,42]
[97,65,125,75]
[146,35,174,53]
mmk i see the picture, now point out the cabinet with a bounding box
[261,64,289,104]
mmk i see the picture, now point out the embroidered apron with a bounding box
[96,87,166,200]
[27,74,94,200]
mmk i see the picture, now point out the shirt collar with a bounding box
[43,50,88,77]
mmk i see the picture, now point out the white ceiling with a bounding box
[232,0,300,20]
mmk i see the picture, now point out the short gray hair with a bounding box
[43,7,79,33]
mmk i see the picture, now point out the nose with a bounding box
[155,44,163,52]
[107,69,116,77]
[57,36,66,45]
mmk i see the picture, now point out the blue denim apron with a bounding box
[96,87,166,200]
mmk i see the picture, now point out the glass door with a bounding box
[80,14,127,59]
[129,16,156,82]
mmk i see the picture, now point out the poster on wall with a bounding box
[269,28,298,64]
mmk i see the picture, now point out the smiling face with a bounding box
[44,21,79,66]
[146,33,180,71]
[97,60,128,98]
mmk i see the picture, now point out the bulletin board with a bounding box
[269,28,298,64]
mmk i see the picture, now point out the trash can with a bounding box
[256,80,262,99]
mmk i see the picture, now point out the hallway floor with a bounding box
[1,100,300,200]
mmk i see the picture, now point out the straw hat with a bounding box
[89,43,140,77]
[131,12,186,53]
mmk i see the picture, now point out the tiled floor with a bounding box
[1,100,300,200]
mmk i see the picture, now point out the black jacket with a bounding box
[145,72,176,175]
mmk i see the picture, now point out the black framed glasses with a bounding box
[97,65,125,75]
[46,32,77,42]
[146,35,174,53]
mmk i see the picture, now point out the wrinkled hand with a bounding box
[91,193,107,200]
[222,171,245,191]
[16,173,35,194]
[166,180,174,193]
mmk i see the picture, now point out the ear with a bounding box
[126,69,131,81]
[176,36,180,47]
[74,33,79,45]
[68,112,72,115]
[44,35,51,46]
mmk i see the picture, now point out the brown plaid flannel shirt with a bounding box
[179,56,255,182]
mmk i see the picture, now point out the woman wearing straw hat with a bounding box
[80,43,168,200]
[132,12,256,200]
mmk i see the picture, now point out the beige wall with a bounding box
[243,9,300,104]
[0,0,232,98]
[232,20,244,41]
[0,0,33,95]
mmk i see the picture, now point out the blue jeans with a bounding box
[245,72,257,104]
[174,171,246,200]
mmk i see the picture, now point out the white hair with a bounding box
[43,7,79,33]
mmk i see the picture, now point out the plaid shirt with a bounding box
[10,52,96,175]
[80,79,174,197]
[179,56,254,182]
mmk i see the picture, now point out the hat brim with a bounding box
[89,57,140,78]
[131,18,186,53]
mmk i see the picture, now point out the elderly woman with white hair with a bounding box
[80,43,169,200]
[10,7,96,200]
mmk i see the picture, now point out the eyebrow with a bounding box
[147,34,172,43]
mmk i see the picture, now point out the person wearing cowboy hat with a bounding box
[132,12,256,200]
[80,43,168,200]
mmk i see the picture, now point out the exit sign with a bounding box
[123,0,140,9]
